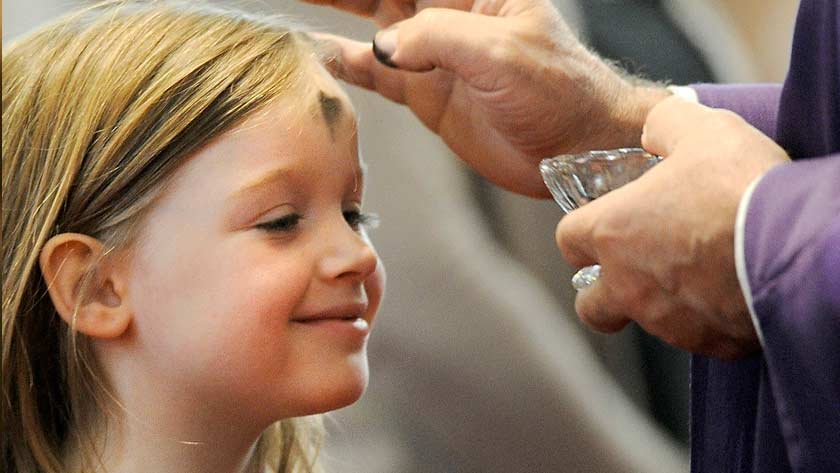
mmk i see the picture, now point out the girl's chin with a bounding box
[287,366,369,417]
[320,372,369,412]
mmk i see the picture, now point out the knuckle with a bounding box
[485,38,517,66]
[637,298,680,345]
[657,263,685,296]
[646,101,670,127]
[555,214,588,264]
[615,280,648,310]
[590,218,621,254]
[414,8,438,28]
[590,229,613,253]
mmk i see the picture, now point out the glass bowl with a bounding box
[540,148,661,214]
[539,148,661,290]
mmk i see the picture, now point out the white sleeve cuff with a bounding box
[666,85,699,103]
[734,174,768,348]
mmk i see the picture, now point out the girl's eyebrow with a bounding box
[231,167,293,201]
[230,162,367,202]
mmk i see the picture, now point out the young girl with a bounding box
[2,1,385,472]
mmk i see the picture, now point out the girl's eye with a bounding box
[256,214,301,233]
[255,211,379,233]
[344,210,379,231]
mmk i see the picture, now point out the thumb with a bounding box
[373,9,507,76]
[641,95,715,157]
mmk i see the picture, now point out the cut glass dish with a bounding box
[540,148,661,290]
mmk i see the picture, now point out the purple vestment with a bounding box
[690,1,839,472]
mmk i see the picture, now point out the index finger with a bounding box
[555,205,599,269]
[308,33,409,104]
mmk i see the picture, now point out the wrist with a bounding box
[607,84,671,148]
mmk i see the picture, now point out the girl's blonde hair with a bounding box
[2,2,326,471]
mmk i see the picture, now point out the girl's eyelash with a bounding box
[256,211,380,233]
[344,211,380,230]
[256,214,301,232]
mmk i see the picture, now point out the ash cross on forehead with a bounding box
[318,90,342,140]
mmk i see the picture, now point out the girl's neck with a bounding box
[69,338,273,472]
[63,390,266,473]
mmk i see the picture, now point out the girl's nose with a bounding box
[318,224,378,284]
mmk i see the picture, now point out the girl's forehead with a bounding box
[217,80,361,189]
[230,70,358,145]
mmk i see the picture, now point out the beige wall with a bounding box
[668,0,799,82]
[714,0,799,81]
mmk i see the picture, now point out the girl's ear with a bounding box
[39,233,132,339]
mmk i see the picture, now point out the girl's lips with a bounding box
[292,317,372,343]
[295,317,369,330]
[292,302,369,323]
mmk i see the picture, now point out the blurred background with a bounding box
[3,0,797,471]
